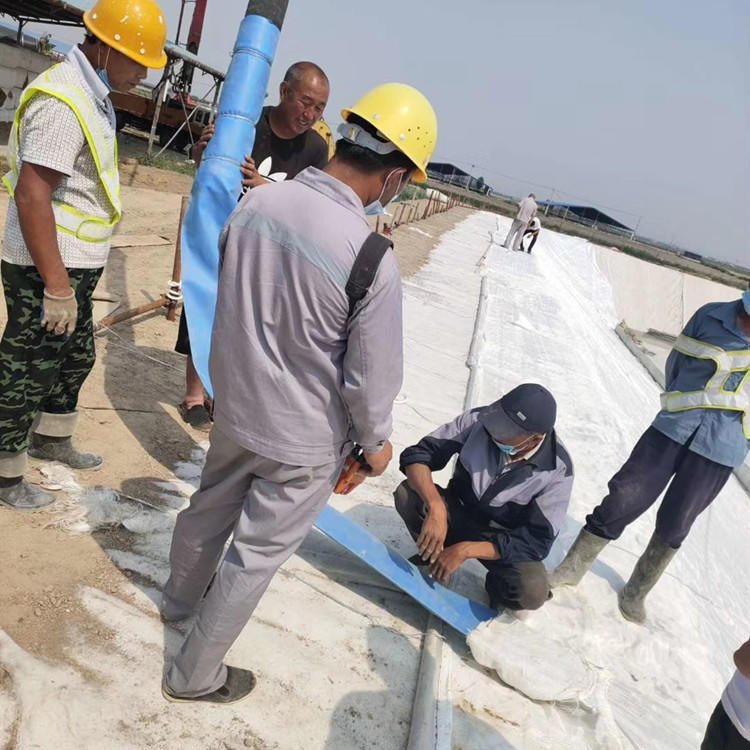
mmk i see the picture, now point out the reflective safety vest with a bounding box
[2,63,121,244]
[660,333,750,438]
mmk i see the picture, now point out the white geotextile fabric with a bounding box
[593,245,738,336]
[461,215,750,749]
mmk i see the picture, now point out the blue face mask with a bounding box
[742,290,750,315]
[364,199,386,216]
[364,169,406,216]
[96,67,112,91]
[493,440,518,456]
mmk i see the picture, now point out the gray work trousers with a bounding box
[504,219,527,251]
[162,426,343,697]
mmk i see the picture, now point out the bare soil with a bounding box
[0,154,472,666]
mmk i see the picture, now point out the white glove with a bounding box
[42,288,78,335]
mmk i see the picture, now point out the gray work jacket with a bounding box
[210,167,403,466]
[400,407,574,563]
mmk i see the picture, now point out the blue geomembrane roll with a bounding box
[180,14,281,395]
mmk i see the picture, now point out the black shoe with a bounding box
[178,402,212,432]
[162,666,256,704]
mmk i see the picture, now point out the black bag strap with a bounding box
[346,232,393,317]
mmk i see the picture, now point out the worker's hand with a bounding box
[416,500,448,564]
[429,543,469,584]
[734,638,750,679]
[42,286,77,336]
[362,440,393,477]
[191,123,215,167]
[240,155,270,190]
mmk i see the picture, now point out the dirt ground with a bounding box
[0,152,472,671]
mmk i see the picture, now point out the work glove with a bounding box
[42,288,78,336]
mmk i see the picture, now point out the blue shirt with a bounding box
[652,300,750,468]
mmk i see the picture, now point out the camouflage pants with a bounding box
[0,262,103,453]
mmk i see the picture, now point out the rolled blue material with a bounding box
[180,15,281,395]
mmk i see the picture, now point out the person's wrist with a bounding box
[425,494,447,516]
[44,284,74,299]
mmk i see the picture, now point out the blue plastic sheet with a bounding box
[315,506,496,636]
[180,15,281,394]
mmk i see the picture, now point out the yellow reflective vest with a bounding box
[2,62,122,244]
[660,333,750,439]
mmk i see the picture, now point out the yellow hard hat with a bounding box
[84,0,168,69]
[341,83,437,183]
[312,118,336,160]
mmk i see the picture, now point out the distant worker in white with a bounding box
[701,636,750,749]
[503,192,537,251]
[552,293,750,623]
[0,0,167,510]
[520,216,541,253]
[161,83,438,704]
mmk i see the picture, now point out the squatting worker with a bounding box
[0,0,167,510]
[175,62,331,431]
[395,383,573,612]
[160,83,439,704]
[520,216,541,253]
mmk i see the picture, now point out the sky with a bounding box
[13,0,750,265]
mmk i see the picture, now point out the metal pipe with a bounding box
[147,73,169,156]
[180,0,288,394]
[407,227,494,750]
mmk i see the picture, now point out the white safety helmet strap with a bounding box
[337,122,399,156]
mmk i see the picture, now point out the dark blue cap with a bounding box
[479,383,557,438]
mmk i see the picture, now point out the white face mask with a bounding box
[364,169,406,215]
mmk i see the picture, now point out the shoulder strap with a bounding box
[346,232,393,317]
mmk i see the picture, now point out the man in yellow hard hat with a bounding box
[161,83,438,704]
[0,0,167,510]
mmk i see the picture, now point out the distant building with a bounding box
[539,201,632,235]
[427,162,492,195]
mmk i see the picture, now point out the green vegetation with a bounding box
[396,184,429,202]
[134,153,196,177]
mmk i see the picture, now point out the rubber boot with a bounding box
[29,434,102,470]
[0,477,55,510]
[618,532,677,624]
[549,528,610,588]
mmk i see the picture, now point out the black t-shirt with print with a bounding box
[175,107,330,356]
[249,106,329,182]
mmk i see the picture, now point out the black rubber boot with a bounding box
[0,477,55,510]
[618,532,677,624]
[162,666,257,704]
[29,434,102,470]
[549,528,610,588]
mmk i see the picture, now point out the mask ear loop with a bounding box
[375,168,406,207]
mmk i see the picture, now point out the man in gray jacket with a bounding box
[160,83,438,704]
[503,193,538,252]
[395,383,573,611]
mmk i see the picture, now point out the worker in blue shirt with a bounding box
[550,293,750,623]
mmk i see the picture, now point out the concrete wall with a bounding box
[0,45,52,123]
